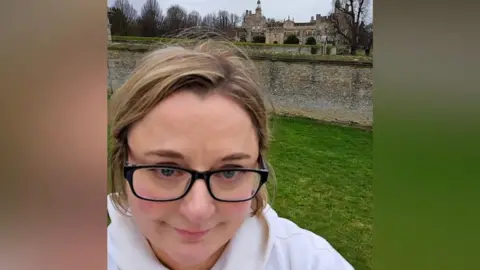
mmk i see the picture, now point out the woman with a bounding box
[107,39,354,270]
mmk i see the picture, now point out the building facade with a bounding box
[238,0,333,45]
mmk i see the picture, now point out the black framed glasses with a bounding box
[124,156,269,202]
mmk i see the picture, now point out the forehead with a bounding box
[127,91,258,160]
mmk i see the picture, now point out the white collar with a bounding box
[107,194,270,270]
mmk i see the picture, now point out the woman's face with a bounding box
[126,90,259,267]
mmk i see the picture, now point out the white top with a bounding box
[107,194,354,270]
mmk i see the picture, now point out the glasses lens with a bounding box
[209,170,262,201]
[132,167,191,200]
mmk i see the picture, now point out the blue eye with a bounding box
[160,168,176,177]
[222,171,237,179]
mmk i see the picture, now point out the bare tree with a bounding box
[207,10,240,30]
[138,0,163,37]
[216,10,230,29]
[359,22,373,56]
[164,5,188,34]
[229,13,241,28]
[329,0,370,55]
[108,7,129,36]
[360,0,373,55]
[109,0,138,36]
[241,12,247,25]
[113,0,137,26]
[185,11,202,28]
[201,12,217,29]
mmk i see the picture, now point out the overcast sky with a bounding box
[108,0,341,22]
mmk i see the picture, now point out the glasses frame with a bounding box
[124,156,269,202]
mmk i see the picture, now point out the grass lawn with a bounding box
[108,115,373,269]
[267,115,372,270]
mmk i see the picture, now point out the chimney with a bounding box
[311,16,314,22]
[316,14,321,20]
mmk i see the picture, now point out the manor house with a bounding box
[236,0,333,45]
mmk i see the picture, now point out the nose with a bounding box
[179,179,215,224]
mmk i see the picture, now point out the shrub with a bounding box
[337,47,350,55]
[252,36,266,43]
[306,37,316,45]
[284,35,300,44]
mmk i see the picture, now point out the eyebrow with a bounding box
[221,153,252,162]
[143,149,252,162]
[144,149,184,159]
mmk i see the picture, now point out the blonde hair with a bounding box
[109,38,275,216]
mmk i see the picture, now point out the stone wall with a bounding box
[108,49,372,126]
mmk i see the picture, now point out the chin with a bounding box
[169,246,214,266]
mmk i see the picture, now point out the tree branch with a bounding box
[330,14,351,43]
[356,0,365,24]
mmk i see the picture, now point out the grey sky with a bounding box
[108,0,339,22]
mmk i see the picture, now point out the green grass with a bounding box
[107,115,372,269]
[267,115,372,270]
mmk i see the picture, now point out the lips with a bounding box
[174,228,211,241]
